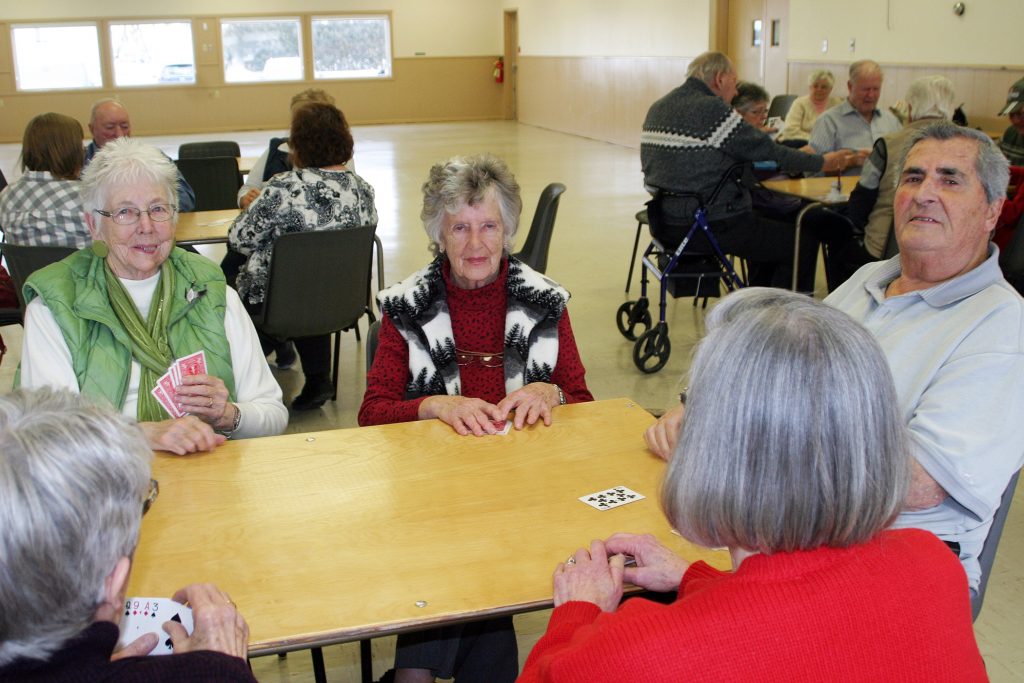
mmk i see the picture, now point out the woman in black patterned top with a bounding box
[229,103,377,409]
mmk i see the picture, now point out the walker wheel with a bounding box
[616,299,652,341]
[633,323,671,374]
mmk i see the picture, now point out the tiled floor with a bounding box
[1,121,1020,681]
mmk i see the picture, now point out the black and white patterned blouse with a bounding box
[228,167,377,305]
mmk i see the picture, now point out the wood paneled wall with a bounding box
[516,56,694,148]
[0,56,503,143]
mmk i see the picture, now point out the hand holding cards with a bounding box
[151,351,208,418]
[118,597,194,656]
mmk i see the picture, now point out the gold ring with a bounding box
[208,397,214,408]
[566,557,576,565]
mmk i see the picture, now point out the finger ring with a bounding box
[208,397,214,408]
[566,557,576,565]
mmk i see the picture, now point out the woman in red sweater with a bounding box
[359,154,592,683]
[521,288,986,683]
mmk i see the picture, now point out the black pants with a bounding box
[242,300,331,381]
[800,205,879,291]
[394,617,518,683]
[652,210,819,292]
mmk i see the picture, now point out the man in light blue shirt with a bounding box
[808,60,902,175]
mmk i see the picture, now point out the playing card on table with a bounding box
[118,596,194,656]
[578,485,645,511]
[490,420,512,435]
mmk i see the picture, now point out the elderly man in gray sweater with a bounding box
[641,51,849,290]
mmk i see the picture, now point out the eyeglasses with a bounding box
[455,349,504,368]
[95,204,176,226]
[143,478,159,516]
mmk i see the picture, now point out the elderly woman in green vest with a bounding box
[19,138,287,455]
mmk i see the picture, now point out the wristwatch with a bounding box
[553,384,567,406]
[218,403,242,437]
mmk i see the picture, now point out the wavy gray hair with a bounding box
[906,75,956,122]
[895,120,1010,204]
[686,51,734,86]
[808,69,835,88]
[662,288,910,553]
[80,137,179,214]
[421,153,522,255]
[0,388,151,665]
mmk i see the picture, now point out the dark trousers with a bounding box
[394,617,518,683]
[652,210,819,292]
[242,300,331,381]
[801,206,879,291]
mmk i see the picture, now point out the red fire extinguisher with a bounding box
[493,58,504,84]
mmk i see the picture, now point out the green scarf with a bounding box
[103,260,176,422]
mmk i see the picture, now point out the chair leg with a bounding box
[311,647,327,683]
[360,639,373,683]
[625,219,644,295]
[331,331,342,401]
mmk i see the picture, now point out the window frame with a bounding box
[107,18,198,88]
[310,12,394,82]
[10,21,104,92]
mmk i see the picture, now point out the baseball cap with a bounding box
[999,77,1024,115]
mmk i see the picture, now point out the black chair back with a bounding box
[2,243,78,312]
[254,225,377,401]
[999,213,1024,295]
[178,141,241,159]
[767,94,798,120]
[513,183,566,274]
[0,168,7,192]
[174,157,242,211]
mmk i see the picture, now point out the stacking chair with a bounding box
[174,157,243,211]
[972,469,1021,621]
[999,213,1024,295]
[767,93,798,120]
[0,168,7,192]
[178,141,241,159]
[513,182,566,274]
[251,225,378,402]
[2,244,78,314]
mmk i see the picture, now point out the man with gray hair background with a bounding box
[808,60,902,174]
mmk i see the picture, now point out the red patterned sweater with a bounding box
[359,259,592,426]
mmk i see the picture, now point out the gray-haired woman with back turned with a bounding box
[0,388,255,682]
[520,289,986,682]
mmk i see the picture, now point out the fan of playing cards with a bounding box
[118,597,194,656]
[151,351,207,418]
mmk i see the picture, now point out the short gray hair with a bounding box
[0,388,151,665]
[895,120,1010,204]
[686,52,734,86]
[80,137,179,214]
[89,98,128,126]
[421,153,522,254]
[662,288,909,553]
[905,75,956,122]
[849,59,883,82]
[732,82,770,112]
[808,69,835,88]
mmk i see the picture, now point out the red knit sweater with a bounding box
[358,259,592,426]
[520,529,986,682]
[994,166,1024,250]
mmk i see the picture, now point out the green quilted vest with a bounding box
[22,248,237,411]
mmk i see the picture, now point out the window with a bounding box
[221,18,303,83]
[312,15,392,80]
[110,21,196,87]
[751,19,763,48]
[11,24,102,91]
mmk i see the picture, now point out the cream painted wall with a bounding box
[789,0,1024,66]
[514,0,710,57]
[0,1,503,57]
